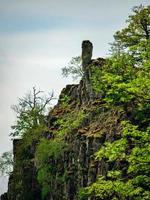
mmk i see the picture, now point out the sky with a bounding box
[0,0,149,195]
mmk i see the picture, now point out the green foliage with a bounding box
[22,123,50,146]
[91,54,150,108]
[80,7,150,197]
[35,138,66,198]
[114,5,150,44]
[0,151,13,175]
[112,5,150,65]
[95,138,127,162]
[36,138,66,163]
[79,122,150,199]
[55,109,88,137]
[60,94,71,108]
[79,176,150,200]
[37,165,52,199]
[11,87,53,137]
[90,5,150,117]
[6,88,54,199]
[5,5,150,200]
[35,108,88,198]
[61,56,83,81]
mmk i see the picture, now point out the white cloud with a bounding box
[1,0,149,20]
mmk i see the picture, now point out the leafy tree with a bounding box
[0,87,54,181]
[61,56,83,81]
[0,151,13,176]
[79,122,150,200]
[91,5,150,124]
[0,88,54,199]
[79,5,150,200]
[11,87,54,137]
[112,5,150,64]
[114,5,150,47]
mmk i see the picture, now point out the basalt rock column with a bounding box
[81,40,93,100]
[82,40,93,70]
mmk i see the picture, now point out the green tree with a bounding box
[1,88,55,199]
[91,5,150,122]
[0,151,13,175]
[114,5,150,47]
[79,122,150,200]
[0,88,54,176]
[61,56,83,81]
[79,5,150,200]
[11,87,53,137]
[112,5,150,64]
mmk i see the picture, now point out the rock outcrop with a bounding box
[82,40,93,69]
[1,41,121,200]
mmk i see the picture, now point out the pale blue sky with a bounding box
[0,0,149,194]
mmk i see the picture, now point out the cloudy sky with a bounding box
[0,0,149,194]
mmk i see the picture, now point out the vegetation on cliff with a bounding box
[0,151,13,176]
[61,56,82,81]
[79,5,150,200]
[0,4,150,200]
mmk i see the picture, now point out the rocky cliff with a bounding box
[0,41,135,200]
[1,40,106,200]
[2,5,150,199]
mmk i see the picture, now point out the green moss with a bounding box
[55,109,88,137]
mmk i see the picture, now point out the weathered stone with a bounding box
[3,139,41,200]
[1,41,114,200]
[82,40,93,70]
[0,193,8,200]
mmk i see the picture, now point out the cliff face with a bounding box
[44,89,123,200]
[1,41,123,200]
[6,139,41,200]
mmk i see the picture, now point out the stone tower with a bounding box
[82,40,93,71]
[81,40,93,100]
